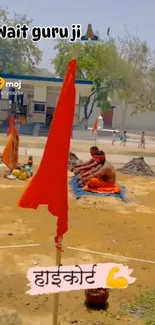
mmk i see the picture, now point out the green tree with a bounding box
[115,29,155,128]
[0,6,42,74]
[51,39,122,121]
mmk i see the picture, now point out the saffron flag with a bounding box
[2,127,19,169]
[92,118,98,133]
[7,116,15,136]
[18,59,77,245]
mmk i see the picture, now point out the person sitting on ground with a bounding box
[138,131,145,149]
[24,155,33,177]
[77,150,120,193]
[73,146,99,175]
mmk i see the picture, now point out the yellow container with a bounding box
[18,172,27,180]
[12,169,21,177]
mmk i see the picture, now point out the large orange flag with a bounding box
[7,116,15,136]
[92,118,98,133]
[2,127,19,169]
[18,59,76,245]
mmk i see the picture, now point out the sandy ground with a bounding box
[0,165,155,325]
[1,133,155,154]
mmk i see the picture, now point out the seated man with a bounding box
[78,150,120,193]
[73,146,99,175]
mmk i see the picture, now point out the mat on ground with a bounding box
[69,175,130,202]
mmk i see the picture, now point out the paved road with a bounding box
[72,137,155,148]
[1,145,155,165]
[1,130,155,146]
[72,129,155,143]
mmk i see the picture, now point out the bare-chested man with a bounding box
[77,150,120,193]
[73,146,99,175]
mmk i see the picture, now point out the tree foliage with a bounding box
[52,28,155,124]
[52,39,123,119]
[114,29,155,127]
[52,38,122,82]
[0,6,42,74]
[1,7,155,126]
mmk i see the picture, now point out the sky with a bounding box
[3,0,155,72]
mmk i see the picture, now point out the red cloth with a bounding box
[18,59,77,247]
[94,154,106,163]
[90,149,98,156]
[7,117,15,136]
[92,118,98,133]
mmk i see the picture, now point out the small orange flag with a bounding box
[7,116,15,136]
[18,59,77,246]
[92,118,98,133]
[2,127,19,169]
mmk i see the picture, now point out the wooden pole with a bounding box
[52,238,62,325]
[10,139,14,174]
[71,52,76,60]
[53,53,76,325]
[94,130,97,146]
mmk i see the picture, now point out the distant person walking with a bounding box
[121,131,127,146]
[112,131,116,145]
[138,131,145,149]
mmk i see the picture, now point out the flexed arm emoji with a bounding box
[106,267,128,289]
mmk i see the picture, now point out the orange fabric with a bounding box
[92,118,98,133]
[20,116,26,125]
[2,127,19,169]
[2,136,12,168]
[18,59,77,248]
[7,117,15,136]
[83,177,120,193]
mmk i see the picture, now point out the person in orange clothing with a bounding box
[73,146,99,175]
[78,150,120,194]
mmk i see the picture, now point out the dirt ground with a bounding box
[0,163,155,325]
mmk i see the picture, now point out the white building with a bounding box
[0,73,93,126]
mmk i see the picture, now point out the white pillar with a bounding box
[97,116,103,129]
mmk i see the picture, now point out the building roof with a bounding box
[0,73,93,85]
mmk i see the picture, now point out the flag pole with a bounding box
[52,237,62,325]
[10,136,15,174]
[53,52,76,325]
[94,130,97,146]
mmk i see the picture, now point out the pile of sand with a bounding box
[117,157,155,176]
[68,152,81,170]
